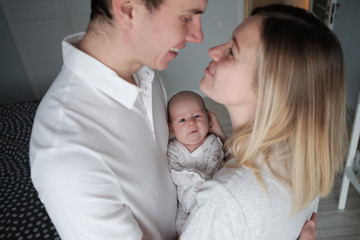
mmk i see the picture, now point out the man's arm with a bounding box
[31,146,143,239]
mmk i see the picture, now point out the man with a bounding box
[30,0,206,239]
[30,0,316,239]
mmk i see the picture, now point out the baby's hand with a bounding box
[207,110,226,143]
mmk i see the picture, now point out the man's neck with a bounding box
[78,28,142,85]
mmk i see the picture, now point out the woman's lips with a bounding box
[204,66,214,77]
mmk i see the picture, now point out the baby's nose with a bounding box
[188,120,196,126]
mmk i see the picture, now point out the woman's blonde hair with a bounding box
[225,4,348,213]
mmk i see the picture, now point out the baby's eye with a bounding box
[179,118,185,123]
[194,115,200,119]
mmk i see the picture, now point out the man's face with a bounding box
[132,0,208,70]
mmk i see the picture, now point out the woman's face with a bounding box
[200,16,262,124]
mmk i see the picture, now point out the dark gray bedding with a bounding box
[0,100,60,239]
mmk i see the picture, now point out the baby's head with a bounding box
[168,91,210,151]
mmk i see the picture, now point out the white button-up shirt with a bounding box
[30,33,177,240]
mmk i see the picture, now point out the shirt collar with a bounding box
[62,33,155,109]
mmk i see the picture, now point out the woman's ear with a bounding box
[112,0,134,29]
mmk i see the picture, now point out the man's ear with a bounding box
[112,0,134,29]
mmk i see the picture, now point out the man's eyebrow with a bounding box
[193,9,204,14]
[185,9,204,14]
[232,36,239,52]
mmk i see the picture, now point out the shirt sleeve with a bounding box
[180,180,250,240]
[31,145,143,240]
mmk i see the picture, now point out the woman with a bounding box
[181,4,347,239]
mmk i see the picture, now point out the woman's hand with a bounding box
[207,110,226,143]
[298,212,317,240]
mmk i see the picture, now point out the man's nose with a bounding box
[185,15,204,44]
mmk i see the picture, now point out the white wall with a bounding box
[1,0,358,108]
[0,5,33,103]
[0,0,90,103]
[158,0,239,98]
[0,0,240,104]
[333,0,360,111]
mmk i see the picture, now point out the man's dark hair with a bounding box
[90,0,164,20]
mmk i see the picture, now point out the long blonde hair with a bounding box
[225,4,348,213]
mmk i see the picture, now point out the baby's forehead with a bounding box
[171,92,205,107]
[172,96,205,111]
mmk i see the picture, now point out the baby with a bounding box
[167,91,225,235]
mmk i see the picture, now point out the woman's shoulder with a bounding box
[212,161,255,185]
[208,162,291,206]
[189,160,318,240]
[197,164,257,203]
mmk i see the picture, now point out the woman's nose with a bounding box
[208,44,226,61]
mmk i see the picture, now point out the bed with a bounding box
[0,100,60,239]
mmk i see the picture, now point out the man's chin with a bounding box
[156,61,171,71]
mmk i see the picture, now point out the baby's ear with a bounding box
[168,122,174,135]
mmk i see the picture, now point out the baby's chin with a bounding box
[185,135,209,146]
